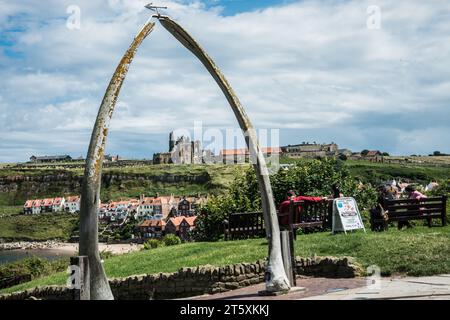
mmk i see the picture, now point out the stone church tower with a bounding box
[169,131,176,152]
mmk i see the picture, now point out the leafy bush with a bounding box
[162,234,181,246]
[143,239,161,250]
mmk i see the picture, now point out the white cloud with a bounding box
[1,0,450,161]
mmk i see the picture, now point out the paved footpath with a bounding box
[188,277,368,300]
[301,275,450,300]
[188,275,450,300]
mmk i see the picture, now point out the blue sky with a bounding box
[202,0,297,15]
[0,0,450,162]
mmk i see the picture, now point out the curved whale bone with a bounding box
[79,20,156,300]
[157,15,290,293]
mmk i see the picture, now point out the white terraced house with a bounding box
[136,198,155,219]
[52,197,65,213]
[32,200,42,215]
[65,196,80,213]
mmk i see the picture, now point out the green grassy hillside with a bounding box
[0,214,78,241]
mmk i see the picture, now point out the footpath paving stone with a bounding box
[186,277,367,300]
[187,275,450,300]
[300,275,450,300]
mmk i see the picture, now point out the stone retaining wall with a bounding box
[0,256,363,300]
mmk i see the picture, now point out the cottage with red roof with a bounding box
[138,219,166,239]
[164,216,185,236]
[40,198,54,213]
[164,216,198,241]
[23,200,34,215]
[179,216,197,241]
[52,197,65,213]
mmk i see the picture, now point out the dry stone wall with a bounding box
[0,256,363,300]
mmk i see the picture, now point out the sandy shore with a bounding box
[56,243,143,255]
[0,241,143,256]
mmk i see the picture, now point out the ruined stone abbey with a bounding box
[153,132,203,165]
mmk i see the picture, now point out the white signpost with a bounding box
[332,197,366,234]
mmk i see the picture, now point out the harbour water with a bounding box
[0,249,75,265]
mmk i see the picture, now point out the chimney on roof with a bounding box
[140,194,145,202]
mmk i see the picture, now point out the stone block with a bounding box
[224,282,240,290]
[239,280,250,287]
[176,287,185,293]
[236,275,247,282]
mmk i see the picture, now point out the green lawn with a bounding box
[0,213,79,241]
[3,225,450,294]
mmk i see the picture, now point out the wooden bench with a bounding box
[278,199,333,240]
[223,211,265,241]
[223,199,333,240]
[371,196,447,230]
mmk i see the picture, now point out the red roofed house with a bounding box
[52,197,65,213]
[179,216,197,241]
[164,216,186,237]
[42,198,54,213]
[138,219,166,239]
[23,200,34,215]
